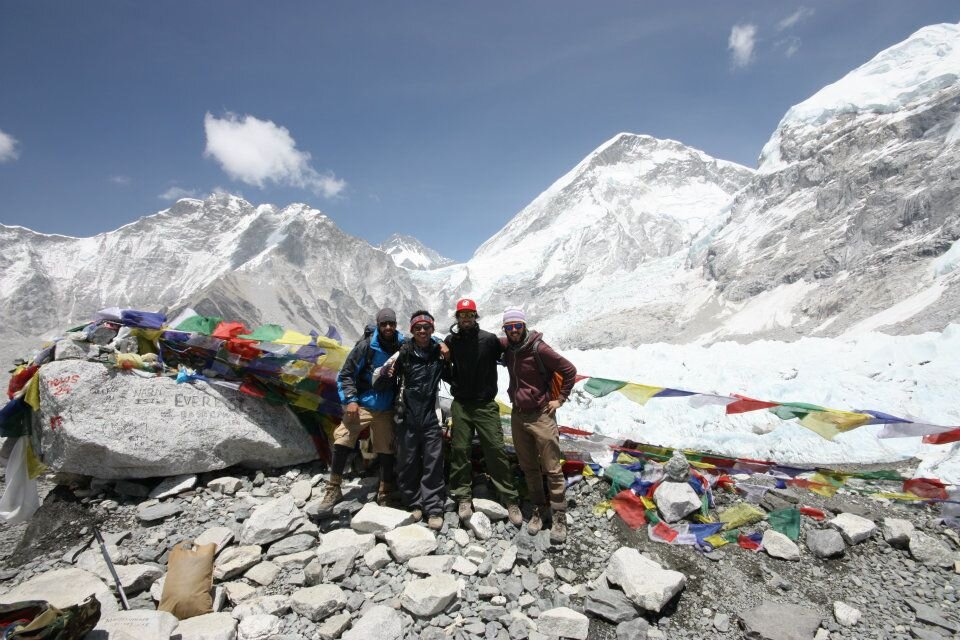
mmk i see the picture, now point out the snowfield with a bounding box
[494,325,960,484]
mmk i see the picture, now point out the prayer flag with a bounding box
[583,377,627,398]
[726,394,779,415]
[618,383,665,405]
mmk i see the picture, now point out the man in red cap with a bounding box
[444,298,522,526]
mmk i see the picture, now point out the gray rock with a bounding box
[605,547,685,613]
[149,473,197,499]
[245,561,280,587]
[537,607,589,640]
[653,482,701,523]
[36,360,317,478]
[615,618,651,640]
[908,531,956,568]
[208,477,244,495]
[473,499,509,521]
[137,501,183,523]
[266,533,316,558]
[383,524,438,562]
[906,600,959,633]
[827,512,876,544]
[762,530,801,561]
[342,604,406,640]
[316,611,352,640]
[0,568,119,614]
[714,613,730,632]
[806,529,845,559]
[881,517,915,548]
[316,528,376,564]
[176,612,238,640]
[237,614,281,640]
[364,543,393,570]
[214,545,263,580]
[739,600,821,640]
[290,584,347,622]
[86,610,178,640]
[663,450,690,481]
[239,495,304,545]
[583,587,639,623]
[350,503,416,534]
[833,601,861,627]
[196,526,235,553]
[556,567,577,583]
[230,595,290,620]
[401,574,460,617]
[496,546,517,574]
[468,512,494,540]
[409,555,456,576]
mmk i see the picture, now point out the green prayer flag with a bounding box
[770,402,825,421]
[721,529,740,543]
[768,507,801,540]
[583,377,628,398]
[240,324,285,342]
[646,509,661,525]
[175,315,223,335]
[603,464,636,488]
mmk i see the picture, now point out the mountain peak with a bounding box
[379,234,454,270]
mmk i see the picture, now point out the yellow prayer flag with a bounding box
[870,492,926,501]
[593,500,612,516]
[693,514,717,524]
[618,383,665,406]
[798,410,872,441]
[292,392,321,411]
[25,440,47,480]
[719,502,766,530]
[276,330,313,346]
[582,464,595,477]
[24,374,41,411]
[640,496,656,510]
[497,400,512,416]
[704,534,730,548]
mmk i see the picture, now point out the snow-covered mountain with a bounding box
[0,194,422,364]
[378,234,454,270]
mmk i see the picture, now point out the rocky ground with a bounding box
[0,457,959,640]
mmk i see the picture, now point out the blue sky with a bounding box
[1,2,958,261]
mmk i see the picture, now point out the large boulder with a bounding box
[605,547,685,613]
[36,360,317,478]
[0,568,119,614]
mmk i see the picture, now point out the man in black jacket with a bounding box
[376,310,451,530]
[444,298,521,525]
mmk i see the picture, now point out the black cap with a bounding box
[376,308,397,324]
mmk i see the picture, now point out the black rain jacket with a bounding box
[443,324,504,403]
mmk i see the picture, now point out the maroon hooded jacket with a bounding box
[501,330,577,412]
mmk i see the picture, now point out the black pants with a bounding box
[395,419,446,516]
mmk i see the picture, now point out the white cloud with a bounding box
[781,36,802,57]
[158,186,199,200]
[109,175,132,185]
[0,129,20,163]
[203,112,345,198]
[728,24,758,68]
[777,7,814,31]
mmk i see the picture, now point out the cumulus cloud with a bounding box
[728,24,758,68]
[109,175,132,185]
[158,186,199,200]
[203,112,345,198]
[0,129,20,163]
[777,7,814,31]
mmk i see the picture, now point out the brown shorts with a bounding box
[333,407,395,454]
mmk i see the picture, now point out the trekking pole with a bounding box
[93,527,129,610]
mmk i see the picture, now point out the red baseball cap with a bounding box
[456,298,478,313]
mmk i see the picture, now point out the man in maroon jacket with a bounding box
[500,307,577,543]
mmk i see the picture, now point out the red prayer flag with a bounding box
[558,425,593,437]
[799,506,826,521]
[652,522,678,542]
[737,534,762,551]
[923,428,960,445]
[611,489,648,529]
[726,394,780,415]
[212,321,248,340]
[903,478,949,500]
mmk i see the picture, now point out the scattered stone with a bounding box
[556,567,577,583]
[273,550,314,569]
[452,556,478,576]
[714,613,730,633]
[409,555,456,576]
[239,495,304,545]
[214,545,263,580]
[908,531,956,568]
[224,581,257,604]
[175,612,238,640]
[806,529,845,559]
[828,512,877,544]
[237,614,281,640]
[137,501,183,523]
[464,544,486,564]
[316,528,376,564]
[86,610,178,640]
[401,574,460,617]
[342,604,406,640]
[383,524,438,562]
[663,450,690,481]
[739,601,821,640]
[266,533,315,558]
[316,611,352,640]
[496,546,517,573]
[289,480,313,506]
[615,617,651,640]
[208,477,243,495]
[0,568,119,614]
[584,587,639,623]
[605,547,685,613]
[245,561,280,587]
[350,503,416,534]
[468,512,493,540]
[453,529,470,547]
[762,530,801,561]
[536,560,555,580]
[653,482,702,523]
[538,607,589,640]
[472,498,509,521]
[149,473,197,499]
[906,600,959,633]
[231,595,289,620]
[881,517,914,548]
[290,584,347,622]
[833,601,861,627]
[196,526,235,553]
[364,543,392,570]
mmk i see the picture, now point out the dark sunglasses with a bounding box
[503,323,525,332]
[412,323,433,332]
[457,311,477,319]
[378,321,397,328]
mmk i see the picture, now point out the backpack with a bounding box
[531,339,564,401]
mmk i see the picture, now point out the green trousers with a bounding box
[449,399,519,503]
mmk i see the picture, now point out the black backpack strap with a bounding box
[532,338,547,378]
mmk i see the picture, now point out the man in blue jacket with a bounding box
[317,308,404,513]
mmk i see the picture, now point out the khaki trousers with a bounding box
[334,407,395,454]
[511,409,565,511]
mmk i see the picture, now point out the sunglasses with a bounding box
[503,323,525,332]
[457,311,477,319]
[378,321,397,328]
[412,323,433,332]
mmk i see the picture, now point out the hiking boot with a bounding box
[458,500,474,521]
[377,482,401,508]
[527,506,544,534]
[315,474,343,515]
[507,503,523,527]
[549,513,567,544]
[427,514,444,531]
[410,508,423,522]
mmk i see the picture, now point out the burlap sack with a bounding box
[158,542,215,620]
